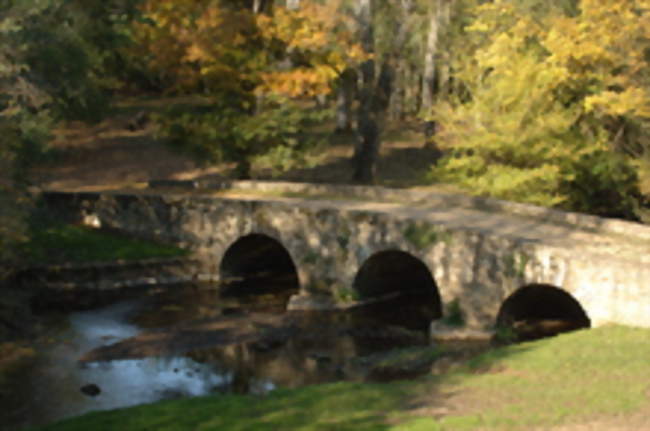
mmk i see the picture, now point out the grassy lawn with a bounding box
[20,223,189,265]
[30,325,650,431]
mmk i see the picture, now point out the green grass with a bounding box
[20,223,189,265]
[399,325,650,430]
[28,325,650,431]
[33,382,407,431]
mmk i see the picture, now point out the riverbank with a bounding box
[28,325,650,431]
[0,222,190,379]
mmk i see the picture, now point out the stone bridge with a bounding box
[45,181,650,333]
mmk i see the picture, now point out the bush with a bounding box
[429,0,649,220]
[561,149,641,219]
[157,97,331,179]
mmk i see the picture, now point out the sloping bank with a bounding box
[30,325,650,431]
[0,222,191,375]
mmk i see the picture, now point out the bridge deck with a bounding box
[203,192,650,265]
[56,179,650,266]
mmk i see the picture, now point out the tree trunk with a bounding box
[352,0,377,183]
[401,63,417,116]
[353,59,393,184]
[352,0,411,183]
[335,69,356,133]
[353,105,380,183]
[389,58,406,121]
[438,0,453,98]
[421,0,442,114]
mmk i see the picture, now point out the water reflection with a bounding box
[3,285,440,430]
[80,357,228,402]
[3,299,244,431]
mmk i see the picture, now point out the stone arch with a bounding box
[219,233,299,296]
[496,284,591,341]
[352,250,442,325]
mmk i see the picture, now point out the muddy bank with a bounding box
[0,281,42,343]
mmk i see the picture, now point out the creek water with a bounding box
[2,284,442,431]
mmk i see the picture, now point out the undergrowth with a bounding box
[20,223,188,265]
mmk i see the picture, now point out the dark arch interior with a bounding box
[496,284,591,341]
[219,234,299,296]
[352,250,442,328]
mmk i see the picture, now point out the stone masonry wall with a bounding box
[43,190,650,330]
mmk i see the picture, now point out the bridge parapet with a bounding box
[150,179,650,241]
[43,182,650,331]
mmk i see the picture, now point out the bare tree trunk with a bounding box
[389,58,406,121]
[354,97,380,183]
[438,0,454,98]
[356,0,375,86]
[352,0,410,183]
[353,59,393,183]
[421,0,442,113]
[335,69,356,133]
[352,0,377,183]
[405,64,420,116]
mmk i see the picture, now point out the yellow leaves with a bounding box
[585,88,650,118]
[254,1,368,98]
[130,0,369,98]
[474,0,650,124]
[434,0,648,215]
[257,0,368,71]
[185,43,206,63]
[259,65,336,98]
[466,21,489,33]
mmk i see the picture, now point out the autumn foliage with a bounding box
[3,0,650,231]
[431,0,649,217]
[130,0,366,177]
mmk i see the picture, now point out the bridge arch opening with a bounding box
[496,284,590,341]
[219,234,299,296]
[352,250,442,330]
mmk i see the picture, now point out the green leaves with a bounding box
[134,1,357,178]
[0,0,138,264]
[158,95,332,178]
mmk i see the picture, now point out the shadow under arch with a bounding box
[352,250,442,330]
[496,284,591,341]
[219,234,299,296]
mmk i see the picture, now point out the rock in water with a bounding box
[80,383,101,397]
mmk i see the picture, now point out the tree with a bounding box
[0,0,141,265]
[351,0,414,183]
[429,0,648,218]
[136,0,366,178]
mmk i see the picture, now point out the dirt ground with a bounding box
[31,101,441,192]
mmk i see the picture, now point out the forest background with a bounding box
[2,0,650,265]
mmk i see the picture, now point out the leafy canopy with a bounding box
[0,0,141,264]
[135,0,367,177]
[430,0,649,218]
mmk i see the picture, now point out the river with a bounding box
[2,283,442,431]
